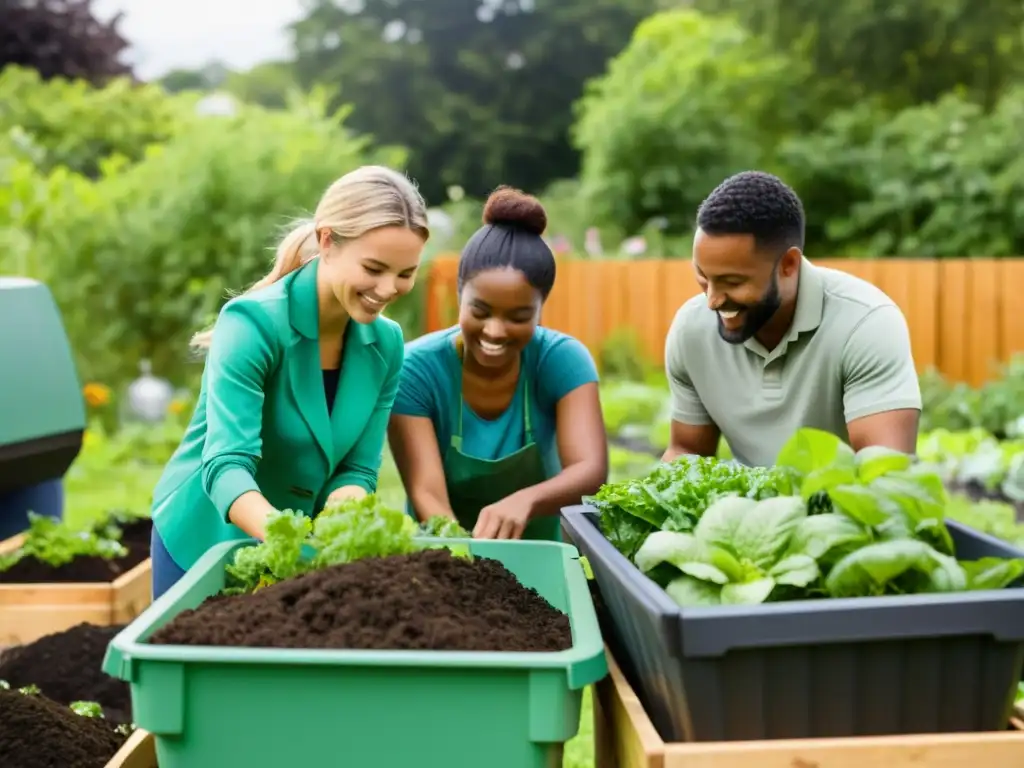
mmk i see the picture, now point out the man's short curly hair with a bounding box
[696,171,805,256]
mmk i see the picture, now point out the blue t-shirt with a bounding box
[393,325,599,492]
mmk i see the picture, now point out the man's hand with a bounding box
[663,420,721,461]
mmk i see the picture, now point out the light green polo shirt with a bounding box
[665,258,922,467]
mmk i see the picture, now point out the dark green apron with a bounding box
[443,345,560,541]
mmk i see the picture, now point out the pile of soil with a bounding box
[150,549,573,652]
[0,688,127,768]
[0,623,131,723]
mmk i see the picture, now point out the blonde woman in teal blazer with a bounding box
[149,166,429,599]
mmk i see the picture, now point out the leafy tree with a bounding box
[693,0,1024,112]
[0,0,131,83]
[41,89,393,385]
[0,65,194,177]
[779,88,1024,258]
[573,9,808,236]
[289,0,659,203]
[160,62,230,93]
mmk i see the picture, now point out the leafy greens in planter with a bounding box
[586,455,792,560]
[224,495,471,593]
[0,513,127,572]
[598,427,1024,607]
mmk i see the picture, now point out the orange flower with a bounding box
[169,398,187,415]
[83,382,112,407]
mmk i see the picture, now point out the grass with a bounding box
[59,422,599,768]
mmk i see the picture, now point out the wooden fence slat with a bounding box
[424,255,1023,386]
[1000,261,1024,363]
[964,260,1003,387]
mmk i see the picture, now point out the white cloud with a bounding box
[93,0,305,80]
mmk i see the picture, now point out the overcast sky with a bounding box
[93,0,305,80]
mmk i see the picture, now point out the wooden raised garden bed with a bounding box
[594,651,1024,768]
[105,728,157,768]
[0,518,153,646]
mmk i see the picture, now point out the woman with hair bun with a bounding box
[149,165,429,599]
[388,187,608,540]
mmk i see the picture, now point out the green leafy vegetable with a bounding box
[586,454,792,559]
[635,496,821,606]
[89,509,150,542]
[419,516,471,538]
[945,494,1024,547]
[70,701,104,718]
[0,513,127,572]
[603,427,1024,608]
[916,427,1024,495]
[224,494,470,594]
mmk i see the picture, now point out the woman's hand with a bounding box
[227,491,277,541]
[326,485,368,506]
[473,491,534,540]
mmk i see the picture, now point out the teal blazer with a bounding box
[151,258,405,571]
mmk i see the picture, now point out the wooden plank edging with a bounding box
[105,728,156,768]
[0,533,152,645]
[596,650,1024,768]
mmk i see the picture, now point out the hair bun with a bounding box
[482,186,547,236]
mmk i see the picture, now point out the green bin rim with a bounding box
[103,537,607,689]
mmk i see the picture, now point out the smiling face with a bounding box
[692,228,800,344]
[319,225,425,323]
[458,268,543,370]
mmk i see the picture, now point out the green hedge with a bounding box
[1,70,410,387]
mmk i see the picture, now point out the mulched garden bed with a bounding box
[150,548,573,652]
[0,623,131,723]
[0,687,127,768]
[0,519,152,584]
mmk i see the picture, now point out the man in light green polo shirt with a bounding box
[663,171,922,467]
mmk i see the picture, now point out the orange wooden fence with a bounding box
[425,257,1024,388]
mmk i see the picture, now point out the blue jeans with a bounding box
[0,479,64,540]
[150,526,188,601]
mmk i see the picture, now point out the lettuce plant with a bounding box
[611,427,1024,607]
[0,513,127,572]
[586,455,793,560]
[224,495,470,594]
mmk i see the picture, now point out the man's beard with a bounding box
[717,267,782,344]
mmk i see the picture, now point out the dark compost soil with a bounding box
[111,518,153,549]
[0,623,131,724]
[0,518,152,584]
[0,688,127,768]
[150,548,573,652]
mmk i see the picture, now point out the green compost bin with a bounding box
[103,538,608,768]
[0,278,85,493]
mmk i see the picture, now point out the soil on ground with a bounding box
[150,548,573,652]
[0,688,127,768]
[112,518,153,549]
[0,623,131,723]
[0,519,152,584]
